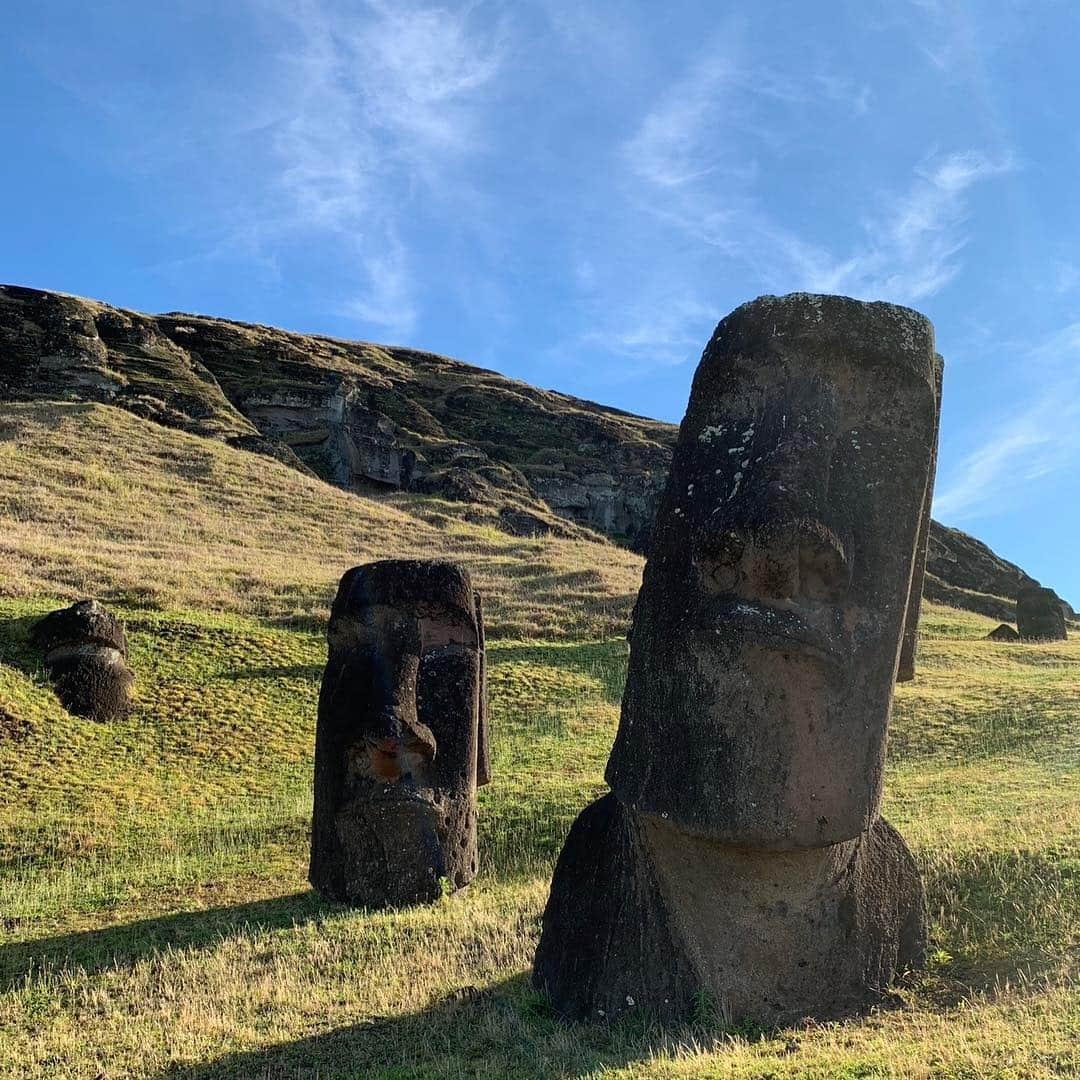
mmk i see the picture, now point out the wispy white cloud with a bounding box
[933,323,1080,522]
[620,31,1011,312]
[255,0,504,337]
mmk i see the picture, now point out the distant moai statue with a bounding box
[310,560,490,907]
[897,355,943,681]
[1016,584,1068,640]
[534,294,939,1026]
[33,599,134,721]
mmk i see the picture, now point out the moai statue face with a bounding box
[310,560,490,907]
[607,294,940,848]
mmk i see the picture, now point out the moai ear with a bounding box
[898,353,943,682]
[474,591,492,787]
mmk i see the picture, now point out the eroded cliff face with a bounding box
[0,284,1071,618]
[2,285,673,544]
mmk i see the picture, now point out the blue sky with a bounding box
[3,0,1078,602]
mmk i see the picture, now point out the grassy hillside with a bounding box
[0,402,642,639]
[0,399,1076,1077]
[0,597,1076,1077]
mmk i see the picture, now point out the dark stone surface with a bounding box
[535,794,925,1026]
[607,294,939,847]
[1016,585,1068,641]
[986,623,1021,642]
[897,355,943,682]
[32,600,133,721]
[310,560,489,907]
[535,294,935,1025]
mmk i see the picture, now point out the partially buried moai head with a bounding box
[32,599,134,722]
[309,560,490,907]
[607,294,941,849]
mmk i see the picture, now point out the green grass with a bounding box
[0,595,1076,1078]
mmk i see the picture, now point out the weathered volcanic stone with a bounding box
[534,293,938,1025]
[32,600,133,721]
[1016,585,1068,641]
[310,560,490,907]
[897,355,943,682]
[986,623,1021,642]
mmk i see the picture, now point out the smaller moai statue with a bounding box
[310,560,490,907]
[32,599,134,721]
[1016,584,1068,641]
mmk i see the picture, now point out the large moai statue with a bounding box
[32,599,134,721]
[1016,584,1068,641]
[310,560,490,907]
[534,294,939,1026]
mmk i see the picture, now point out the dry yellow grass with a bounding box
[0,400,1076,1078]
[0,402,643,638]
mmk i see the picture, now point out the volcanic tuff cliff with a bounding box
[0,283,1071,622]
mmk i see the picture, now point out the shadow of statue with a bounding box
[0,890,324,991]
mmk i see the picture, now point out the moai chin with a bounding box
[534,293,939,1026]
[309,560,490,907]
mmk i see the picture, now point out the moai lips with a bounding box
[535,294,938,1025]
[309,560,490,908]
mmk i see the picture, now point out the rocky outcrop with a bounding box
[0,284,1071,621]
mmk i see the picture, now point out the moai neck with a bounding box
[640,813,869,1023]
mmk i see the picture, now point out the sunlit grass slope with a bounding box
[0,593,1076,1077]
[0,402,642,638]
[0,401,1076,1077]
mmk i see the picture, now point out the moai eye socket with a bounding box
[799,543,849,603]
[698,530,745,593]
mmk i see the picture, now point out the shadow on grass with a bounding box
[0,890,325,991]
[155,972,673,1080]
[0,613,48,680]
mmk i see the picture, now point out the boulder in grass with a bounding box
[535,294,938,1026]
[32,599,134,721]
[310,560,490,908]
[1016,585,1068,641]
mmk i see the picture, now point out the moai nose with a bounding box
[363,618,437,780]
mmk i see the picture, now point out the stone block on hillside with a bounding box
[986,623,1021,642]
[534,293,938,1025]
[1016,585,1068,640]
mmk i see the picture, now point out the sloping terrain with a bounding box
[0,291,1076,1077]
[0,402,642,639]
[0,598,1075,1076]
[2,283,1070,622]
